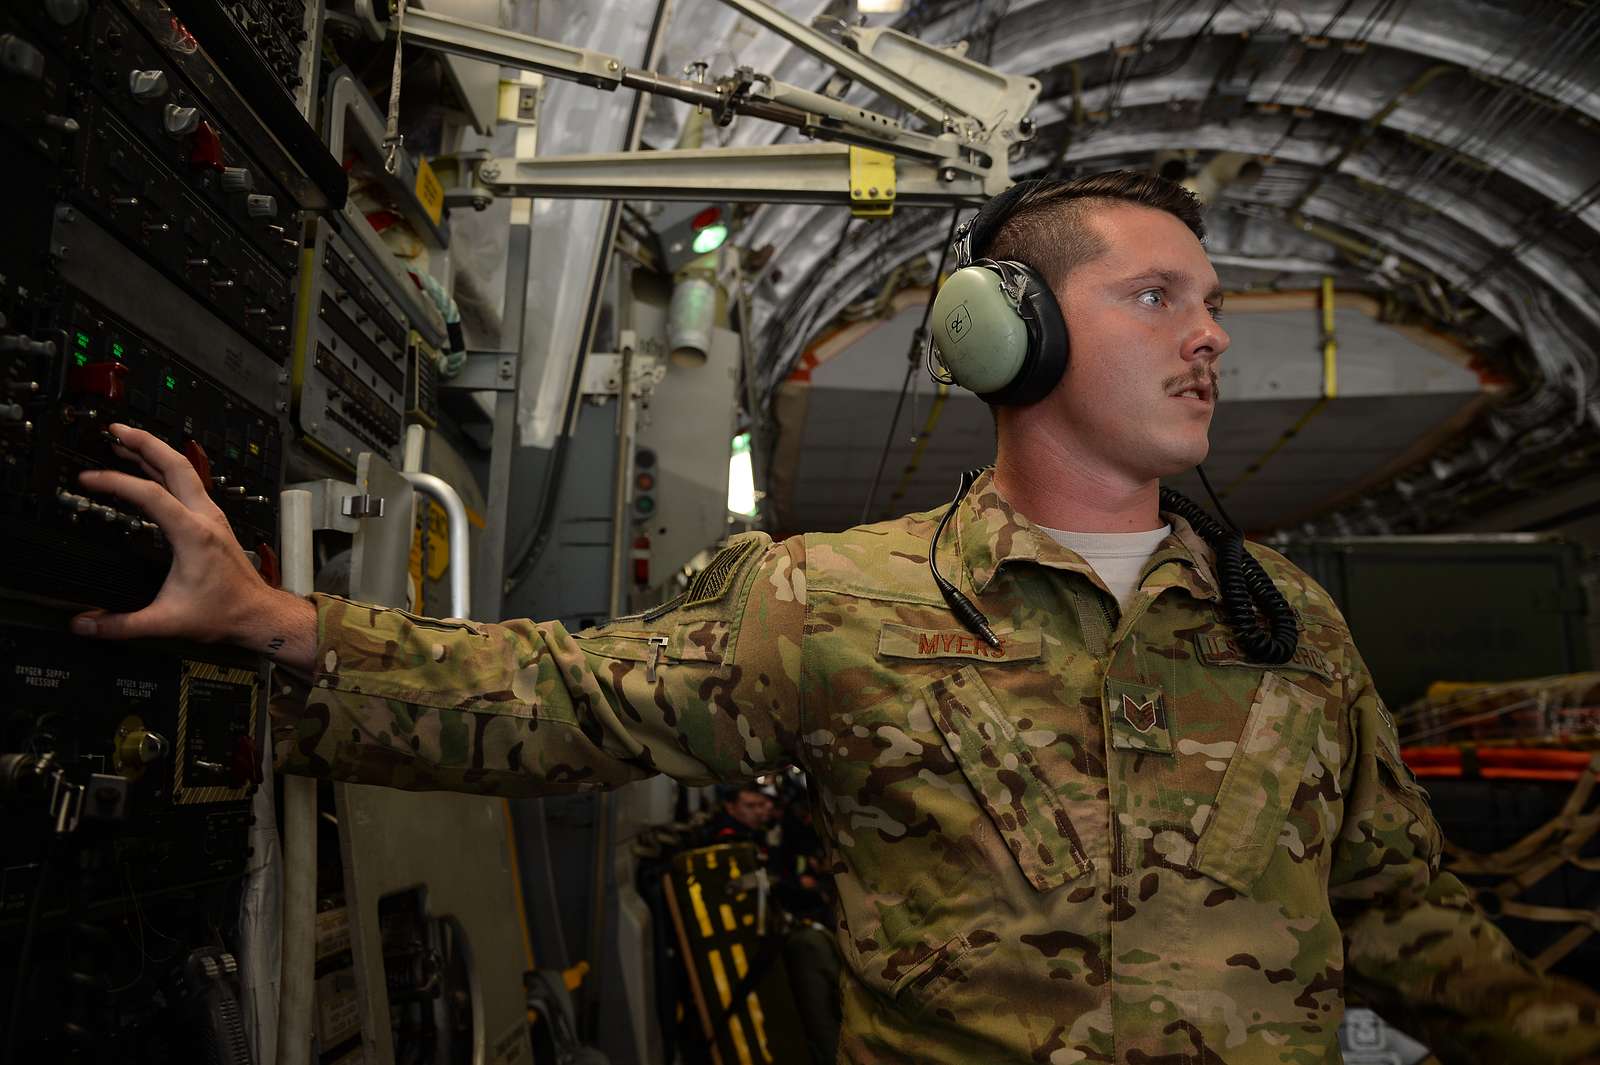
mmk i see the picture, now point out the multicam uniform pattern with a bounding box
[274,471,1600,1064]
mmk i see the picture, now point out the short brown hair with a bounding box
[981,171,1206,290]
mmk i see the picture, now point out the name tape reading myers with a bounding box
[878,623,1042,662]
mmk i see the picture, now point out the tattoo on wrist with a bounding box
[266,635,286,656]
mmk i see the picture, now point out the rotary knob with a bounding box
[128,68,168,99]
[220,167,254,193]
[162,103,200,137]
[45,0,88,24]
[114,719,170,778]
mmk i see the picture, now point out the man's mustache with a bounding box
[1164,369,1221,402]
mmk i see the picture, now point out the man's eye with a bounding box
[1207,305,1224,321]
[1138,289,1164,306]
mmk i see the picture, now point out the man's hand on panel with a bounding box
[69,423,317,672]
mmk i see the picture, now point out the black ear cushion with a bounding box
[975,259,1070,407]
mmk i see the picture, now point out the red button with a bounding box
[68,361,129,403]
[182,438,213,490]
[231,734,262,787]
[255,542,280,588]
[188,120,223,172]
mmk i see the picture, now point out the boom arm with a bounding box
[394,3,1038,208]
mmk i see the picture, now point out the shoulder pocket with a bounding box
[1376,735,1443,861]
[923,666,1092,891]
[573,622,730,665]
[1191,671,1324,893]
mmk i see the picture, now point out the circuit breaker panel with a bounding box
[0,0,330,1058]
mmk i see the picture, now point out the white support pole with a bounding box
[276,489,316,1065]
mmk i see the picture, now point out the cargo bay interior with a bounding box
[1,0,1597,1063]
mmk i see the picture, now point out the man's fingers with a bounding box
[105,423,210,509]
[71,607,170,641]
[77,468,194,535]
[112,441,166,484]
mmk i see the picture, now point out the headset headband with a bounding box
[951,178,1048,268]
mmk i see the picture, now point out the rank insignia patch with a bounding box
[1122,693,1158,733]
[1106,678,1172,754]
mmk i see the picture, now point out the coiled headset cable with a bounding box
[929,466,1299,664]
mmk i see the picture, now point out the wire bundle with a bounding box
[1159,486,1298,664]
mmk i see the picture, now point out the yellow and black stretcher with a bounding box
[661,843,809,1065]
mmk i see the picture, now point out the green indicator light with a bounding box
[111,342,125,359]
[75,352,88,367]
[226,446,241,461]
[691,223,728,255]
[75,331,90,350]
[164,374,177,391]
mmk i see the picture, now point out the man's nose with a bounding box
[1184,313,1228,365]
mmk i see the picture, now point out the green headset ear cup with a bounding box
[929,259,1069,405]
[930,266,1032,395]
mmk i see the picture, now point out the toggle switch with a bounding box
[69,361,129,403]
[0,35,46,81]
[188,120,224,172]
[0,336,55,356]
[182,439,213,490]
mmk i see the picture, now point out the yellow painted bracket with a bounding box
[414,156,445,226]
[848,146,896,219]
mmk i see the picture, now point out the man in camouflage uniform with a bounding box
[72,172,1600,1064]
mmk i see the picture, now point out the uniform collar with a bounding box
[954,469,1221,603]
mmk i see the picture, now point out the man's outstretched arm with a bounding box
[70,423,318,669]
[70,424,807,796]
[1331,650,1600,1064]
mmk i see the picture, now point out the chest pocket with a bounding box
[924,666,1093,891]
[1190,670,1325,894]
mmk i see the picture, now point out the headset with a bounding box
[928,179,1070,406]
[923,178,1300,665]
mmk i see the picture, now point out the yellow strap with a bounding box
[1321,275,1338,398]
[885,383,949,509]
[1222,278,1339,498]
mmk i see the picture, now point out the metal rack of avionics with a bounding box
[0,0,338,1059]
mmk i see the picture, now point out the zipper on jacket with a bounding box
[646,636,669,682]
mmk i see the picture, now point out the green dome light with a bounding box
[691,222,728,254]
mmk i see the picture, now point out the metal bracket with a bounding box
[47,760,84,836]
[439,351,519,392]
[849,146,896,218]
[498,78,542,125]
[284,479,362,533]
[474,143,985,206]
[341,493,386,519]
[581,343,663,399]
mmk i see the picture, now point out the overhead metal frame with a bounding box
[395,1,1040,204]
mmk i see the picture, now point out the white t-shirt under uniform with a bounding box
[1037,524,1172,611]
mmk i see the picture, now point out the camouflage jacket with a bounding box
[275,471,1600,1064]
